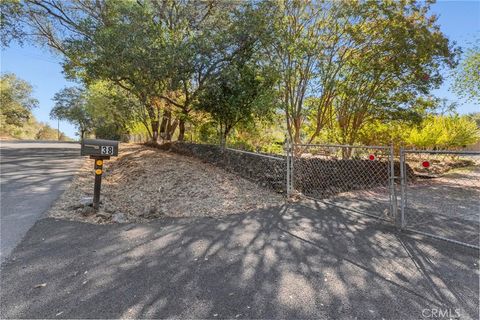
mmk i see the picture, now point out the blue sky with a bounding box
[1,0,479,139]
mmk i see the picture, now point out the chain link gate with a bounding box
[286,144,397,222]
[400,149,480,249]
[285,143,480,249]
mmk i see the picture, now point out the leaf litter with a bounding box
[48,144,283,224]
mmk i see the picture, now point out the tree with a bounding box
[50,87,93,139]
[0,74,70,140]
[0,73,38,137]
[357,120,411,147]
[452,42,480,103]
[259,0,333,145]
[330,1,457,149]
[3,0,460,151]
[12,1,241,143]
[2,1,167,142]
[63,1,172,142]
[0,0,26,47]
[154,1,253,141]
[85,81,143,140]
[258,0,456,148]
[196,59,276,146]
[0,73,38,130]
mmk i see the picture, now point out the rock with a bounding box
[70,197,95,210]
[80,197,93,207]
[112,212,128,223]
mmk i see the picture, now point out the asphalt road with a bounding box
[1,203,478,319]
[0,141,82,264]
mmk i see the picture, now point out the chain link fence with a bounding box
[287,144,397,221]
[129,139,479,249]
[400,149,480,249]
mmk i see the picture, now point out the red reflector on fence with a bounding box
[422,161,430,168]
[369,154,375,160]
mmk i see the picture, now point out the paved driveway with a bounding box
[0,141,82,264]
[1,203,478,319]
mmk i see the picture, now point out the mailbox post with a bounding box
[81,139,119,210]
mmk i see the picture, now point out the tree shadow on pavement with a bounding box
[1,203,478,319]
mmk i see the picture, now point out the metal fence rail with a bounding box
[288,144,397,221]
[400,148,480,249]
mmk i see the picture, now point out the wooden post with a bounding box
[92,157,105,210]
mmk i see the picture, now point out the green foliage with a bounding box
[196,58,276,145]
[196,121,219,145]
[44,0,249,142]
[467,112,480,128]
[0,73,69,140]
[228,116,286,154]
[259,0,332,144]
[35,123,68,140]
[0,0,25,47]
[6,0,467,151]
[50,82,143,140]
[357,121,411,147]
[0,73,38,128]
[407,115,479,149]
[51,87,93,139]
[330,0,457,146]
[254,0,457,145]
[85,81,142,140]
[452,42,480,103]
[3,118,68,141]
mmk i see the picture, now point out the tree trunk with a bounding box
[341,147,352,160]
[293,117,301,144]
[159,111,171,140]
[220,131,227,148]
[178,119,185,141]
[167,119,178,140]
[151,120,159,143]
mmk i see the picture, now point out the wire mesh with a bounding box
[401,149,480,248]
[291,144,395,220]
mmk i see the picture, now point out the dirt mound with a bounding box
[48,144,283,224]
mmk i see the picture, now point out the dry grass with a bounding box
[48,144,283,224]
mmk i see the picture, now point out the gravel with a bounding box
[48,144,284,224]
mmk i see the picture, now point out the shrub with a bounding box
[407,115,479,149]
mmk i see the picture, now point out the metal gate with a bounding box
[400,149,480,249]
[285,143,480,249]
[287,144,397,221]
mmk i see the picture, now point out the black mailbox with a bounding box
[81,139,119,157]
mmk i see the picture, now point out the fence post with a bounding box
[399,147,406,229]
[285,140,291,197]
[389,144,398,226]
